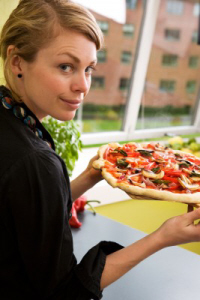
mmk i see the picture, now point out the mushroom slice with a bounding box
[128,177,146,188]
[142,169,164,179]
[180,174,192,185]
[153,158,166,163]
[159,183,169,189]
[178,177,200,191]
[191,170,200,176]
[170,163,179,170]
[182,168,192,174]
[190,177,200,182]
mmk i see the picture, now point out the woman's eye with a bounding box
[85,66,95,75]
[59,64,73,73]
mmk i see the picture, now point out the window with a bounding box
[126,0,138,9]
[192,31,198,43]
[166,0,184,15]
[165,29,180,41]
[121,51,132,64]
[193,3,200,16]
[123,24,135,37]
[138,0,200,131]
[71,0,200,143]
[119,78,130,90]
[162,54,178,66]
[75,0,144,136]
[159,80,176,93]
[186,81,196,94]
[97,21,109,34]
[189,56,199,68]
[97,50,107,63]
[91,77,105,89]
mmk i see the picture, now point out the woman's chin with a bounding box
[51,111,76,122]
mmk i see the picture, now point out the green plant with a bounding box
[42,117,83,177]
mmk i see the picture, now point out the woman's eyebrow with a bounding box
[57,51,97,65]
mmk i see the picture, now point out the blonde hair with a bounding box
[0,0,103,101]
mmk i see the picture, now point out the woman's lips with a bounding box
[60,98,81,109]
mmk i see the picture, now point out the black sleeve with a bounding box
[4,150,123,299]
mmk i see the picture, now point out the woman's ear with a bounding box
[7,45,23,76]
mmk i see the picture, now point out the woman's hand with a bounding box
[70,155,103,200]
[84,154,103,185]
[153,208,200,248]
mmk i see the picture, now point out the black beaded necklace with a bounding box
[0,86,53,149]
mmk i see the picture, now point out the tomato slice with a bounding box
[127,152,140,157]
[146,143,155,150]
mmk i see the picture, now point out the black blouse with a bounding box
[0,86,123,299]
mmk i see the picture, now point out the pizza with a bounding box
[93,142,200,205]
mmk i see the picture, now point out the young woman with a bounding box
[0,0,200,299]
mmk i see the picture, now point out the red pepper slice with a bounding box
[163,175,179,184]
[163,169,183,177]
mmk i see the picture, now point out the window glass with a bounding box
[97,50,107,63]
[162,54,178,66]
[166,0,184,15]
[123,24,135,37]
[121,51,132,64]
[97,21,109,35]
[192,30,198,43]
[75,0,145,133]
[189,56,199,68]
[126,0,138,9]
[119,78,130,90]
[137,0,200,130]
[165,29,180,41]
[186,80,196,94]
[193,3,200,16]
[91,77,105,89]
[159,80,176,92]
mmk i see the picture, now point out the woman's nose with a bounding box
[71,72,90,94]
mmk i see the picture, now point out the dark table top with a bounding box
[72,211,200,300]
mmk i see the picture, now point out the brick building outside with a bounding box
[84,0,200,111]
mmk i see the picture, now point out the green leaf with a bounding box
[42,117,82,176]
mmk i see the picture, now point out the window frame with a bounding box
[81,0,200,145]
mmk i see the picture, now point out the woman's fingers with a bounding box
[186,208,200,224]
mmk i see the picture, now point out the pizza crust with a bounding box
[93,143,200,205]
